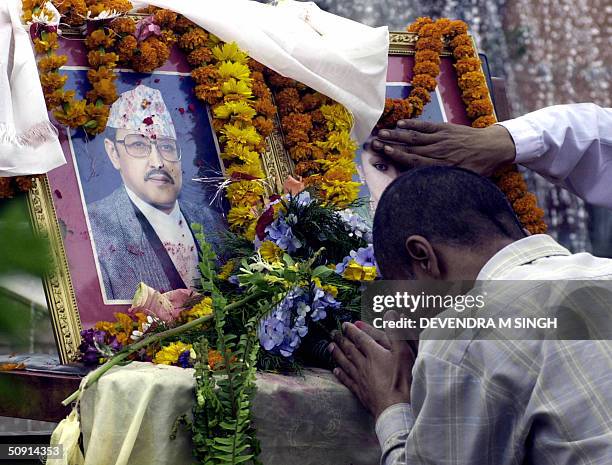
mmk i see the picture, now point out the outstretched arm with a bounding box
[372,103,612,209]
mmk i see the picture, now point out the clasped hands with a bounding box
[328,313,416,420]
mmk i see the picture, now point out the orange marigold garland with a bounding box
[265,70,360,208]
[402,17,546,234]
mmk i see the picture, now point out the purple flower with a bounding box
[355,245,376,267]
[79,329,107,365]
[265,217,302,253]
[135,16,161,42]
[258,288,308,357]
[178,350,192,368]
[335,245,377,275]
[311,287,340,322]
[339,210,373,243]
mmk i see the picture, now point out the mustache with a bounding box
[144,169,175,184]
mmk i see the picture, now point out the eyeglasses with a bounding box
[115,134,182,162]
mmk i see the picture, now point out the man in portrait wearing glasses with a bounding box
[87,85,224,301]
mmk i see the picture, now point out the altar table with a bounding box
[80,362,381,465]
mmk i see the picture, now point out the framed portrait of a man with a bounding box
[27,40,231,361]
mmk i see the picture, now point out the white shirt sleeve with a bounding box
[497,103,612,209]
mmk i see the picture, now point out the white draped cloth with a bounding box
[0,0,65,176]
[138,0,389,144]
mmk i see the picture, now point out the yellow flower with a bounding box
[312,276,339,297]
[212,42,249,64]
[214,100,256,121]
[227,206,257,229]
[221,78,253,98]
[321,180,361,209]
[316,131,358,154]
[221,123,262,147]
[154,342,193,365]
[94,321,116,335]
[218,261,235,280]
[182,297,213,322]
[259,241,283,264]
[221,142,261,163]
[217,61,251,82]
[226,162,265,180]
[320,104,354,132]
[343,260,377,281]
[226,180,266,206]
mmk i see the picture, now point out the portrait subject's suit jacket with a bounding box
[87,186,225,301]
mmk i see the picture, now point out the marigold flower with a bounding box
[40,72,68,93]
[44,89,75,108]
[407,16,434,33]
[252,96,276,118]
[109,17,136,35]
[454,57,482,75]
[466,98,494,119]
[450,33,473,50]
[472,115,497,128]
[453,44,476,60]
[320,180,360,209]
[195,84,223,104]
[458,71,486,91]
[266,70,299,88]
[187,47,214,67]
[87,67,116,84]
[445,20,469,37]
[407,96,425,116]
[302,92,329,111]
[412,74,437,91]
[87,50,119,69]
[87,78,118,105]
[254,116,274,138]
[181,297,213,322]
[84,29,115,50]
[413,61,441,78]
[221,123,262,147]
[434,18,453,34]
[410,86,431,105]
[174,16,195,34]
[116,35,137,63]
[415,37,444,53]
[415,50,441,65]
[462,85,490,104]
[218,261,235,281]
[227,206,257,230]
[178,28,209,51]
[55,0,87,26]
[497,171,527,194]
[38,54,67,73]
[54,99,88,127]
[153,9,177,28]
[512,193,538,215]
[418,23,443,38]
[275,88,303,115]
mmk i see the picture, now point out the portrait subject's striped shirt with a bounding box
[376,234,612,465]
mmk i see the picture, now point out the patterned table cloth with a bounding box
[81,362,380,465]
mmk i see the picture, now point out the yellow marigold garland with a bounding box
[175,23,273,239]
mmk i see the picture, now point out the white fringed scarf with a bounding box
[0,0,65,177]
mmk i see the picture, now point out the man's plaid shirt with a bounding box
[376,234,612,465]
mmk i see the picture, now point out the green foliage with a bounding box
[283,193,367,265]
[191,229,263,465]
[0,198,50,343]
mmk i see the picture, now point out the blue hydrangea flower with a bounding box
[259,288,309,357]
[311,286,340,322]
[294,191,312,206]
[265,216,302,253]
[339,209,373,243]
[354,245,376,267]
